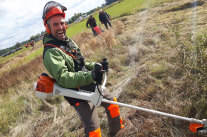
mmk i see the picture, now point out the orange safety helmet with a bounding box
[42,1,67,34]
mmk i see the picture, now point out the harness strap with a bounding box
[44,44,77,60]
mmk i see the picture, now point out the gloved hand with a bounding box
[101,58,108,71]
[92,63,103,84]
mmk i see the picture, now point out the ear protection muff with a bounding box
[46,24,51,34]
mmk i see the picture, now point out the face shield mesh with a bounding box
[42,1,67,21]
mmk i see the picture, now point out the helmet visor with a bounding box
[42,1,67,21]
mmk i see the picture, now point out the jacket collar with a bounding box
[43,33,69,45]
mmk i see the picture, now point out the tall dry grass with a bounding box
[0,56,45,94]
[114,20,125,35]
[73,30,119,60]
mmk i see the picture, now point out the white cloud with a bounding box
[0,0,105,50]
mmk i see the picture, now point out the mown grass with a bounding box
[12,47,43,68]
[0,39,42,65]
[105,0,146,18]
[0,47,28,65]
[0,47,43,76]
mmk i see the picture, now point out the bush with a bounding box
[119,12,131,17]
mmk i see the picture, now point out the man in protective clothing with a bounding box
[99,9,112,29]
[86,15,98,35]
[42,1,124,136]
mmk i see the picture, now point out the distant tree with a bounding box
[68,13,83,24]
[14,42,21,49]
[86,8,97,15]
[41,31,45,35]
[29,33,41,42]
[30,35,36,41]
[105,0,118,5]
[101,3,106,8]
[68,19,73,24]
[96,6,101,11]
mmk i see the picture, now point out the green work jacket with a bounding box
[43,34,95,89]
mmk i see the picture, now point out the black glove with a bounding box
[101,58,108,71]
[92,63,103,84]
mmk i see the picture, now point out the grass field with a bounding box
[0,47,29,64]
[66,0,160,38]
[105,0,149,17]
[0,40,42,65]
[7,47,43,71]
[2,0,207,136]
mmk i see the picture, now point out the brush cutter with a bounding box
[34,72,207,134]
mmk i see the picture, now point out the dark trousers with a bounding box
[103,20,112,29]
[91,27,97,35]
[66,90,122,136]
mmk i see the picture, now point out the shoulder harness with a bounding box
[43,38,85,72]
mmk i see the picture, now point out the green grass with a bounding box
[0,47,43,75]
[9,47,43,70]
[23,47,43,62]
[0,95,26,134]
[66,0,156,38]
[0,41,43,66]
[66,20,88,38]
[0,47,28,65]
[66,0,165,38]
[104,0,146,18]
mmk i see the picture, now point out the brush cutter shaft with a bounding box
[102,99,203,124]
[101,73,203,124]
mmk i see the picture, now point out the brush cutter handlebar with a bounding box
[34,73,107,106]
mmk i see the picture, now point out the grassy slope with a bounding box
[1,0,207,136]
[0,41,42,65]
[105,0,147,16]
[0,47,28,64]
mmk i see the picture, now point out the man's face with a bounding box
[48,15,66,41]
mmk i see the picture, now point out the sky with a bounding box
[0,0,105,50]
